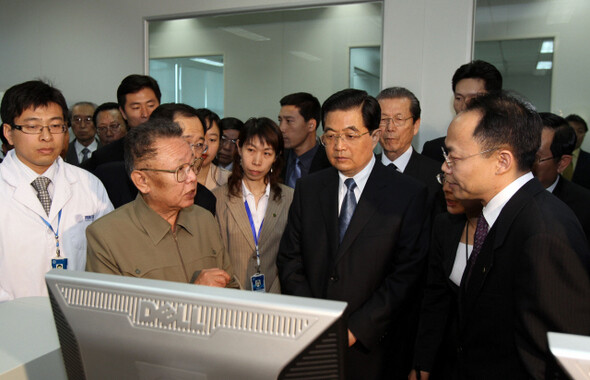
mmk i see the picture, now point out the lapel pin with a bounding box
[273,213,276,217]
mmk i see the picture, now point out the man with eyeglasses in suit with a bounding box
[0,80,113,302]
[65,101,101,166]
[278,89,430,379]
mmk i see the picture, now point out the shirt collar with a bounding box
[483,172,534,228]
[380,146,413,172]
[74,138,98,153]
[546,175,560,193]
[241,180,271,202]
[134,194,194,245]
[12,150,59,184]
[338,154,375,195]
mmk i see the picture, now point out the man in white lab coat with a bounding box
[0,80,113,302]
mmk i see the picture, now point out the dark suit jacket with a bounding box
[93,161,216,215]
[65,139,101,166]
[572,149,590,190]
[379,150,446,217]
[414,212,466,378]
[553,175,590,240]
[456,178,590,379]
[277,162,430,379]
[421,136,446,164]
[80,137,125,172]
[281,144,332,184]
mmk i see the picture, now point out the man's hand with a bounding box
[408,369,430,380]
[194,268,230,287]
[347,329,357,347]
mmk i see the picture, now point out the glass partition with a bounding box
[148,2,382,121]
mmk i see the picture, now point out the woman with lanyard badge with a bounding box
[213,117,293,293]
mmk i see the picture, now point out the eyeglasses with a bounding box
[11,123,67,135]
[441,146,497,169]
[97,123,122,134]
[535,155,555,164]
[190,142,208,155]
[320,131,370,146]
[436,173,446,185]
[221,135,237,146]
[137,158,203,183]
[379,116,413,128]
[72,116,93,125]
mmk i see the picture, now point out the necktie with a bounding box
[287,157,302,188]
[31,176,52,216]
[81,147,91,163]
[388,162,398,172]
[464,213,489,285]
[339,178,357,242]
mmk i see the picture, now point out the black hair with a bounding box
[376,86,421,121]
[150,103,200,121]
[280,92,321,129]
[219,117,244,132]
[1,80,68,126]
[228,117,284,201]
[123,118,183,176]
[539,112,577,159]
[466,91,541,172]
[195,108,221,132]
[565,114,588,133]
[321,89,381,132]
[92,102,124,128]
[452,60,503,94]
[116,75,161,109]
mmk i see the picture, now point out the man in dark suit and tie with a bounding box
[277,89,430,379]
[278,92,331,188]
[65,101,101,166]
[414,92,590,379]
[532,112,590,239]
[563,114,590,190]
[421,60,503,163]
[376,87,444,215]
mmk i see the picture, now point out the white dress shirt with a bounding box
[338,155,375,216]
[482,172,534,229]
[74,139,98,163]
[242,181,270,237]
[380,146,413,172]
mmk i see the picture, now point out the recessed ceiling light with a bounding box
[540,41,554,54]
[536,61,552,70]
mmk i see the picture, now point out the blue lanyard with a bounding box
[244,200,264,271]
[40,210,62,257]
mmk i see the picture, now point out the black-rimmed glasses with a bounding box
[11,123,67,135]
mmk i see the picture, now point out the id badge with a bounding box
[251,273,265,292]
[51,257,68,269]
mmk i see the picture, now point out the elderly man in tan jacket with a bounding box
[86,118,238,288]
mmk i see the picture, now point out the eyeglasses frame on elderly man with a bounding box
[136,157,204,183]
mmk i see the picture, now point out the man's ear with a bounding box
[119,106,128,121]
[307,119,317,133]
[131,170,150,194]
[495,149,514,175]
[3,123,14,146]
[371,129,382,149]
[557,154,573,174]
[412,118,421,136]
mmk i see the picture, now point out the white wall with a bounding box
[0,0,473,147]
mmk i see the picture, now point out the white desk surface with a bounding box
[0,297,67,379]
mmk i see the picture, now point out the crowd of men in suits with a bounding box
[1,58,590,380]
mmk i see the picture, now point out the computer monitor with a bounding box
[548,332,590,380]
[45,270,348,380]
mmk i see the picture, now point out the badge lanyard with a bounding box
[40,210,67,269]
[245,200,266,292]
[244,200,264,272]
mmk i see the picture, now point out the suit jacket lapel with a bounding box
[227,194,256,251]
[461,178,542,299]
[319,169,340,260]
[258,189,281,244]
